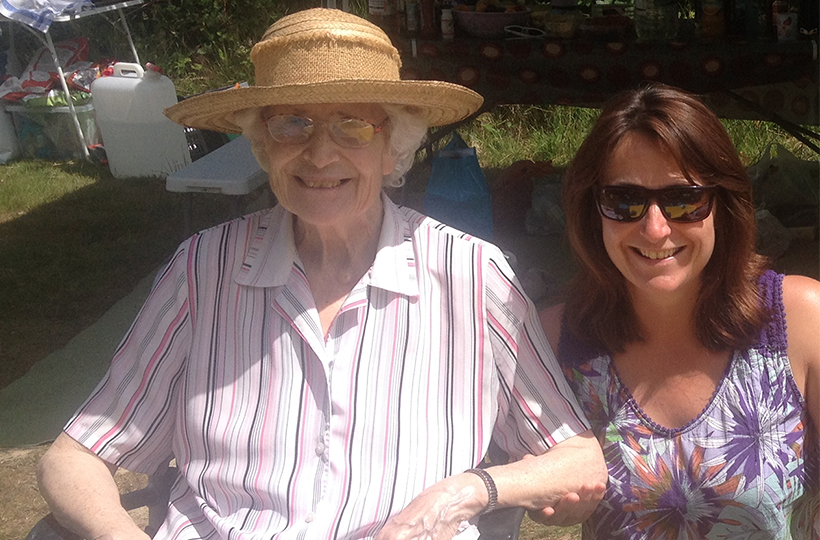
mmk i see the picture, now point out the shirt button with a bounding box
[305,512,315,523]
[315,443,325,455]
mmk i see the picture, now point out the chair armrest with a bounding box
[477,506,526,540]
[24,513,81,540]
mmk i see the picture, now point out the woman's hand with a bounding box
[514,452,605,527]
[374,474,486,540]
[526,481,606,527]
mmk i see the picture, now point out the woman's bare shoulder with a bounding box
[781,274,820,424]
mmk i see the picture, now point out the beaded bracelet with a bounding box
[465,468,498,515]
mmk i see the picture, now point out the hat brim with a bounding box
[165,79,484,133]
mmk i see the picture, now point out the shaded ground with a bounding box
[0,161,264,390]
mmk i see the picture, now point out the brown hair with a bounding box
[562,83,767,355]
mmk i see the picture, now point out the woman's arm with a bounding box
[37,431,150,540]
[374,429,606,540]
[782,274,820,432]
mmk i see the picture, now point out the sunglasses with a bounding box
[264,114,385,148]
[595,185,718,223]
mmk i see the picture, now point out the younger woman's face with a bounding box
[599,132,716,305]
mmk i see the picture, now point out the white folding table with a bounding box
[166,135,269,236]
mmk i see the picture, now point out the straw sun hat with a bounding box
[164,8,484,133]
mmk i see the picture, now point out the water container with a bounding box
[91,63,191,179]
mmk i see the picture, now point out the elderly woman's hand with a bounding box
[374,473,486,540]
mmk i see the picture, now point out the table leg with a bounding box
[182,192,193,239]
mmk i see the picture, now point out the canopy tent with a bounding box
[0,0,144,159]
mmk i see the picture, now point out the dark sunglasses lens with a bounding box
[267,115,312,143]
[658,187,714,222]
[330,119,375,148]
[597,187,647,222]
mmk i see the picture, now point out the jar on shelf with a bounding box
[441,8,455,39]
[700,0,726,39]
[634,0,680,41]
[543,0,584,39]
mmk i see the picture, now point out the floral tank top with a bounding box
[559,271,818,539]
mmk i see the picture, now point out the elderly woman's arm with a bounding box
[375,429,606,540]
[37,432,150,540]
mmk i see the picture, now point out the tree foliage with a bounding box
[127,0,322,92]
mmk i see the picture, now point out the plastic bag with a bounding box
[755,209,792,259]
[525,173,565,236]
[424,132,493,240]
[747,143,819,227]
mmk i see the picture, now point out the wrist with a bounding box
[464,468,498,514]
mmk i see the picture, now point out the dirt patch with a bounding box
[0,444,148,540]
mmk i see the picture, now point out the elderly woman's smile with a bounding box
[297,177,346,189]
[263,103,396,230]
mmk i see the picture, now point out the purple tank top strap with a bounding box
[756,270,788,354]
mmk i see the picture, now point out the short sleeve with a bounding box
[484,249,589,460]
[64,241,193,475]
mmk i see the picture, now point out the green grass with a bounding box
[0,161,98,223]
[521,518,581,540]
[456,105,818,169]
[0,159,246,389]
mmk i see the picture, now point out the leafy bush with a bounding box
[127,0,303,93]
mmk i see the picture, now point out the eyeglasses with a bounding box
[595,185,718,223]
[264,114,385,148]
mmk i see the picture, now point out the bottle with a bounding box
[441,8,455,39]
[634,0,680,41]
[748,0,772,38]
[727,0,747,37]
[774,0,798,41]
[369,0,386,28]
[406,0,420,36]
[383,0,397,34]
[395,0,408,35]
[701,0,726,38]
[771,0,787,35]
[420,0,437,36]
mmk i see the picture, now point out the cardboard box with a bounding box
[6,102,99,160]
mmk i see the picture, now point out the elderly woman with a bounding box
[37,8,606,540]
[540,83,819,538]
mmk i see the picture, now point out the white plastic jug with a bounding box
[91,63,191,178]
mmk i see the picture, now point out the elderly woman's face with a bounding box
[261,103,395,229]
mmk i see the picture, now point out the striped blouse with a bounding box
[65,196,588,540]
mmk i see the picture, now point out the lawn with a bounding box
[0,160,247,390]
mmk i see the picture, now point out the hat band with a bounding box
[252,35,401,87]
